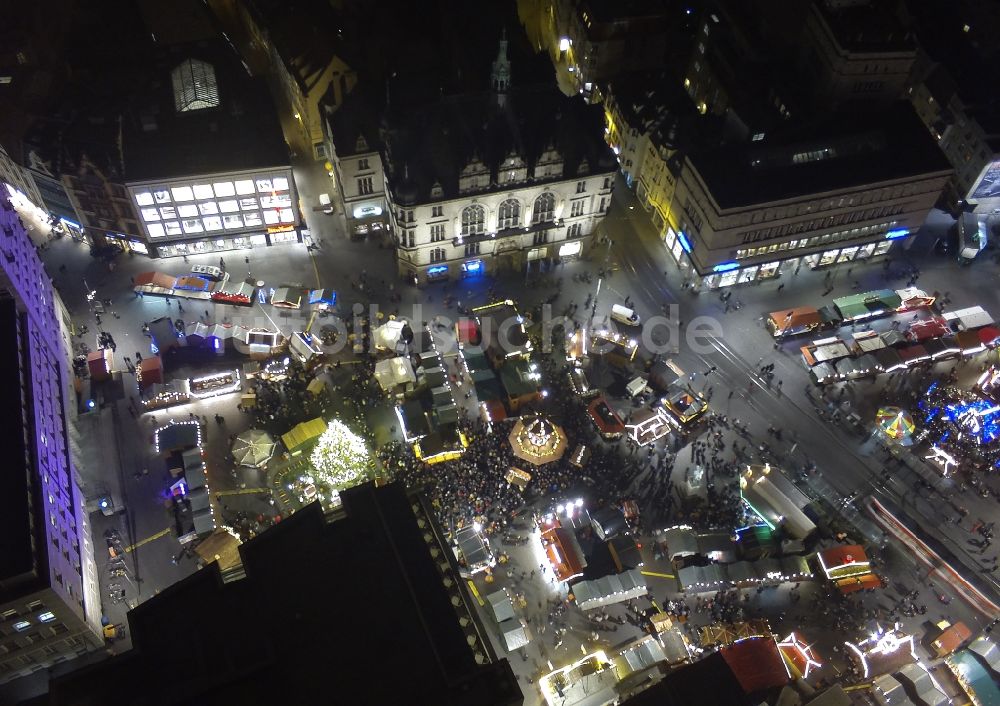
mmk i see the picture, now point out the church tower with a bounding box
[491,28,511,107]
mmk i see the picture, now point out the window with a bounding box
[38,612,55,623]
[223,215,243,230]
[159,206,176,219]
[170,186,194,202]
[431,206,443,218]
[182,219,204,234]
[146,224,165,238]
[571,201,585,217]
[532,193,556,224]
[464,242,480,257]
[430,224,446,242]
[429,248,446,263]
[599,197,606,213]
[192,184,213,199]
[358,177,373,195]
[177,204,198,218]
[135,192,154,206]
[602,177,611,189]
[198,202,218,215]
[140,208,160,222]
[497,199,520,229]
[255,178,273,192]
[273,177,289,191]
[575,181,586,194]
[533,231,548,246]
[218,199,239,213]
[568,223,583,237]
[402,209,414,223]
[213,181,235,197]
[164,221,183,235]
[235,180,255,195]
[171,58,219,112]
[358,158,370,170]
[460,205,486,235]
[239,198,258,211]
[13,621,30,632]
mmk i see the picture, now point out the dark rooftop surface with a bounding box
[814,0,916,53]
[0,298,39,593]
[688,101,952,209]
[384,86,615,205]
[583,0,671,23]
[622,651,748,705]
[327,85,384,158]
[46,483,520,706]
[905,0,1000,134]
[607,71,697,150]
[244,0,354,92]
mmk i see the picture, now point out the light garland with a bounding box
[153,420,203,454]
[309,419,371,490]
[188,369,241,398]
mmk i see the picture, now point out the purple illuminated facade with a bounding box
[0,194,102,684]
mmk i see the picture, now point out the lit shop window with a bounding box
[178,204,198,218]
[147,223,166,238]
[192,184,214,199]
[154,190,171,204]
[159,206,176,219]
[171,186,194,201]
[255,178,273,191]
[219,199,239,213]
[213,181,235,197]
[261,193,291,208]
[203,216,223,231]
[135,192,154,206]
[264,210,280,225]
[235,180,255,195]
[182,219,204,234]
[239,197,258,210]
[164,221,183,236]
[223,215,243,229]
[280,208,294,223]
[141,208,160,222]
[244,212,263,226]
[198,202,218,215]
[273,176,289,191]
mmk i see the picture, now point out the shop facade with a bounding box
[126,166,301,258]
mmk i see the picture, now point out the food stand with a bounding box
[188,369,241,399]
[504,467,532,490]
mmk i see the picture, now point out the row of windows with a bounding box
[140,193,292,221]
[135,177,289,205]
[145,209,295,238]
[739,204,905,244]
[735,221,897,259]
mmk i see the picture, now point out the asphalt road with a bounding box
[603,180,1000,609]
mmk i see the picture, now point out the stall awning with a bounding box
[978,326,1000,347]
[281,417,327,453]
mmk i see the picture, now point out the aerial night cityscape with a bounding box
[3,0,1000,705]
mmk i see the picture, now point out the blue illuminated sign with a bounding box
[213,338,221,350]
[678,231,692,253]
[712,261,739,273]
[885,228,910,240]
[427,265,449,277]
[463,259,483,274]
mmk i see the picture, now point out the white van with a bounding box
[319,193,333,214]
[611,304,640,326]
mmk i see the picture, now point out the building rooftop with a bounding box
[687,101,952,209]
[326,85,384,158]
[244,0,354,94]
[47,483,520,705]
[384,86,615,205]
[121,37,289,182]
[0,297,43,600]
[607,71,696,150]
[813,0,916,54]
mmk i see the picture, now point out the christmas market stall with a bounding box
[188,369,241,399]
[508,416,567,466]
[588,396,625,439]
[845,624,917,679]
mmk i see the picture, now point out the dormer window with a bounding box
[430,181,443,198]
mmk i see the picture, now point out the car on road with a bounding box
[611,304,640,326]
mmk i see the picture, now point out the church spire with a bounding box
[491,28,511,107]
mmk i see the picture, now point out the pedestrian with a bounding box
[777,283,784,292]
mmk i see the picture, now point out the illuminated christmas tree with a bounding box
[310,419,370,489]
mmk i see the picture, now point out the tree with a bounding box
[310,420,370,489]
